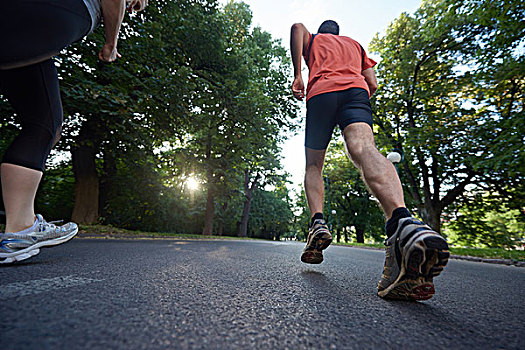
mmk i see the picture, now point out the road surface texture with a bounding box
[1,239,523,349]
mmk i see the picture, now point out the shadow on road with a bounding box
[381,297,487,340]
[301,269,338,285]
[300,269,326,278]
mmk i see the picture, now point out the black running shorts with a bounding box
[305,88,373,150]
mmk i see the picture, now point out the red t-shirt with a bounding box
[303,33,377,100]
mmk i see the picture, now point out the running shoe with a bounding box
[301,218,332,264]
[0,214,78,264]
[377,217,449,301]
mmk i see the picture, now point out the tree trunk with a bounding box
[420,205,442,234]
[202,187,214,235]
[217,220,223,236]
[344,227,349,243]
[202,131,214,235]
[238,169,259,237]
[99,148,117,220]
[336,228,341,243]
[217,201,228,236]
[238,197,252,237]
[71,143,99,224]
[355,226,365,243]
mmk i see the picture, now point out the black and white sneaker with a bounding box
[377,217,449,301]
[301,218,332,264]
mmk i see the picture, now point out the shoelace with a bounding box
[48,220,64,224]
[38,219,64,232]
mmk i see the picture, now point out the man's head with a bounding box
[317,20,339,35]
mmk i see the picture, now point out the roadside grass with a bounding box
[1,223,523,261]
[333,242,385,249]
[332,241,525,261]
[448,247,525,261]
[78,224,257,241]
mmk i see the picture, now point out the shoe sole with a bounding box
[378,235,449,301]
[0,248,40,264]
[0,227,78,264]
[301,231,333,264]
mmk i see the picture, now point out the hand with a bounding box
[292,75,305,101]
[127,0,148,12]
[98,43,121,62]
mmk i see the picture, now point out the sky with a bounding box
[219,0,423,191]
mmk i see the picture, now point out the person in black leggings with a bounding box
[0,0,148,264]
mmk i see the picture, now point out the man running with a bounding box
[290,20,449,300]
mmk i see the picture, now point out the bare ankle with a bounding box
[5,216,37,233]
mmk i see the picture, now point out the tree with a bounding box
[55,0,218,224]
[169,1,298,235]
[369,0,524,233]
[247,178,295,240]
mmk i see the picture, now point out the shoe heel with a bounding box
[317,235,332,251]
[424,236,449,250]
[301,250,324,264]
[422,236,449,278]
[405,247,424,279]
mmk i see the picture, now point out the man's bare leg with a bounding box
[302,147,332,264]
[341,123,405,219]
[342,122,449,300]
[304,147,326,218]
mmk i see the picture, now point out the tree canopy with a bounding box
[1,0,522,248]
[369,0,523,243]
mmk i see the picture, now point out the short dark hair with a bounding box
[318,20,339,35]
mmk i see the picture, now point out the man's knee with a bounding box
[343,124,377,162]
[305,148,326,173]
[305,161,323,174]
[346,140,377,160]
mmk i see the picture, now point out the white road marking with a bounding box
[0,275,103,300]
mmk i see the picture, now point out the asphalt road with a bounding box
[0,239,523,350]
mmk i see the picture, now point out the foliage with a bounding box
[35,163,75,220]
[369,0,524,236]
[248,180,295,240]
[448,247,525,261]
[444,192,524,248]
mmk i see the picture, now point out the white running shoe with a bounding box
[0,214,78,264]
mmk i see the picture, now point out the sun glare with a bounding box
[186,177,199,191]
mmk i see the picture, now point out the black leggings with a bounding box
[0,0,91,172]
[0,60,63,171]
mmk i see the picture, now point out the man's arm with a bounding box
[99,0,127,62]
[362,68,378,96]
[290,23,310,100]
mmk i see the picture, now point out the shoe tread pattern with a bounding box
[379,218,449,301]
[301,220,332,264]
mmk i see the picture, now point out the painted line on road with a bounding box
[0,275,104,300]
